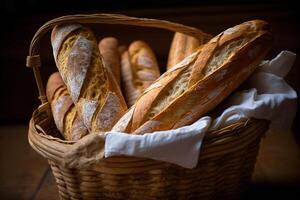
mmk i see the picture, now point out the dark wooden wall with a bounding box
[1,1,299,135]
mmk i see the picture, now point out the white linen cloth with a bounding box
[104,51,297,169]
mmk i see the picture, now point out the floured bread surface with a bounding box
[52,85,69,102]
[131,50,201,131]
[129,41,160,89]
[53,25,111,132]
[47,72,88,141]
[56,28,108,105]
[52,25,127,133]
[145,56,197,120]
[112,106,135,132]
[51,88,72,133]
[95,92,126,131]
[130,20,272,133]
[54,90,88,141]
[203,39,246,76]
[120,41,160,107]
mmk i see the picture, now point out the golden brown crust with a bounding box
[131,50,200,132]
[133,20,272,134]
[46,72,66,102]
[46,72,88,140]
[167,33,187,70]
[120,51,137,107]
[188,20,270,87]
[115,20,272,134]
[121,40,160,107]
[51,24,127,133]
[98,37,121,85]
[167,32,212,70]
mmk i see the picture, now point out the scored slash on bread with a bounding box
[113,20,273,134]
[121,40,161,107]
[46,72,88,141]
[51,24,127,133]
[167,32,212,71]
[49,20,273,137]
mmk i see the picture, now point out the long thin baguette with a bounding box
[98,37,121,85]
[51,24,127,133]
[113,20,273,134]
[167,32,210,70]
[121,40,160,107]
[46,72,88,140]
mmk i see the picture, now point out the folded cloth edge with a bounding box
[62,51,297,170]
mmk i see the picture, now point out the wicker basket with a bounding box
[27,14,269,200]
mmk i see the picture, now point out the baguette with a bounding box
[121,40,160,107]
[167,32,206,70]
[113,20,273,134]
[98,37,121,85]
[46,72,88,140]
[51,24,127,133]
[118,45,127,55]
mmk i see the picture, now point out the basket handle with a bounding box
[26,13,211,104]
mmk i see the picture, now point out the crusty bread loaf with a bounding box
[46,72,88,140]
[98,37,121,85]
[121,40,160,107]
[167,33,203,70]
[51,24,127,133]
[113,20,273,134]
[118,45,127,55]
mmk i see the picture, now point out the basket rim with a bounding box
[28,103,269,169]
[30,102,254,144]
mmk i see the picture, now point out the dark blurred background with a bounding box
[0,0,299,129]
[0,0,299,199]
[0,0,300,130]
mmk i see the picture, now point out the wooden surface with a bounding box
[0,125,49,199]
[0,125,299,199]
